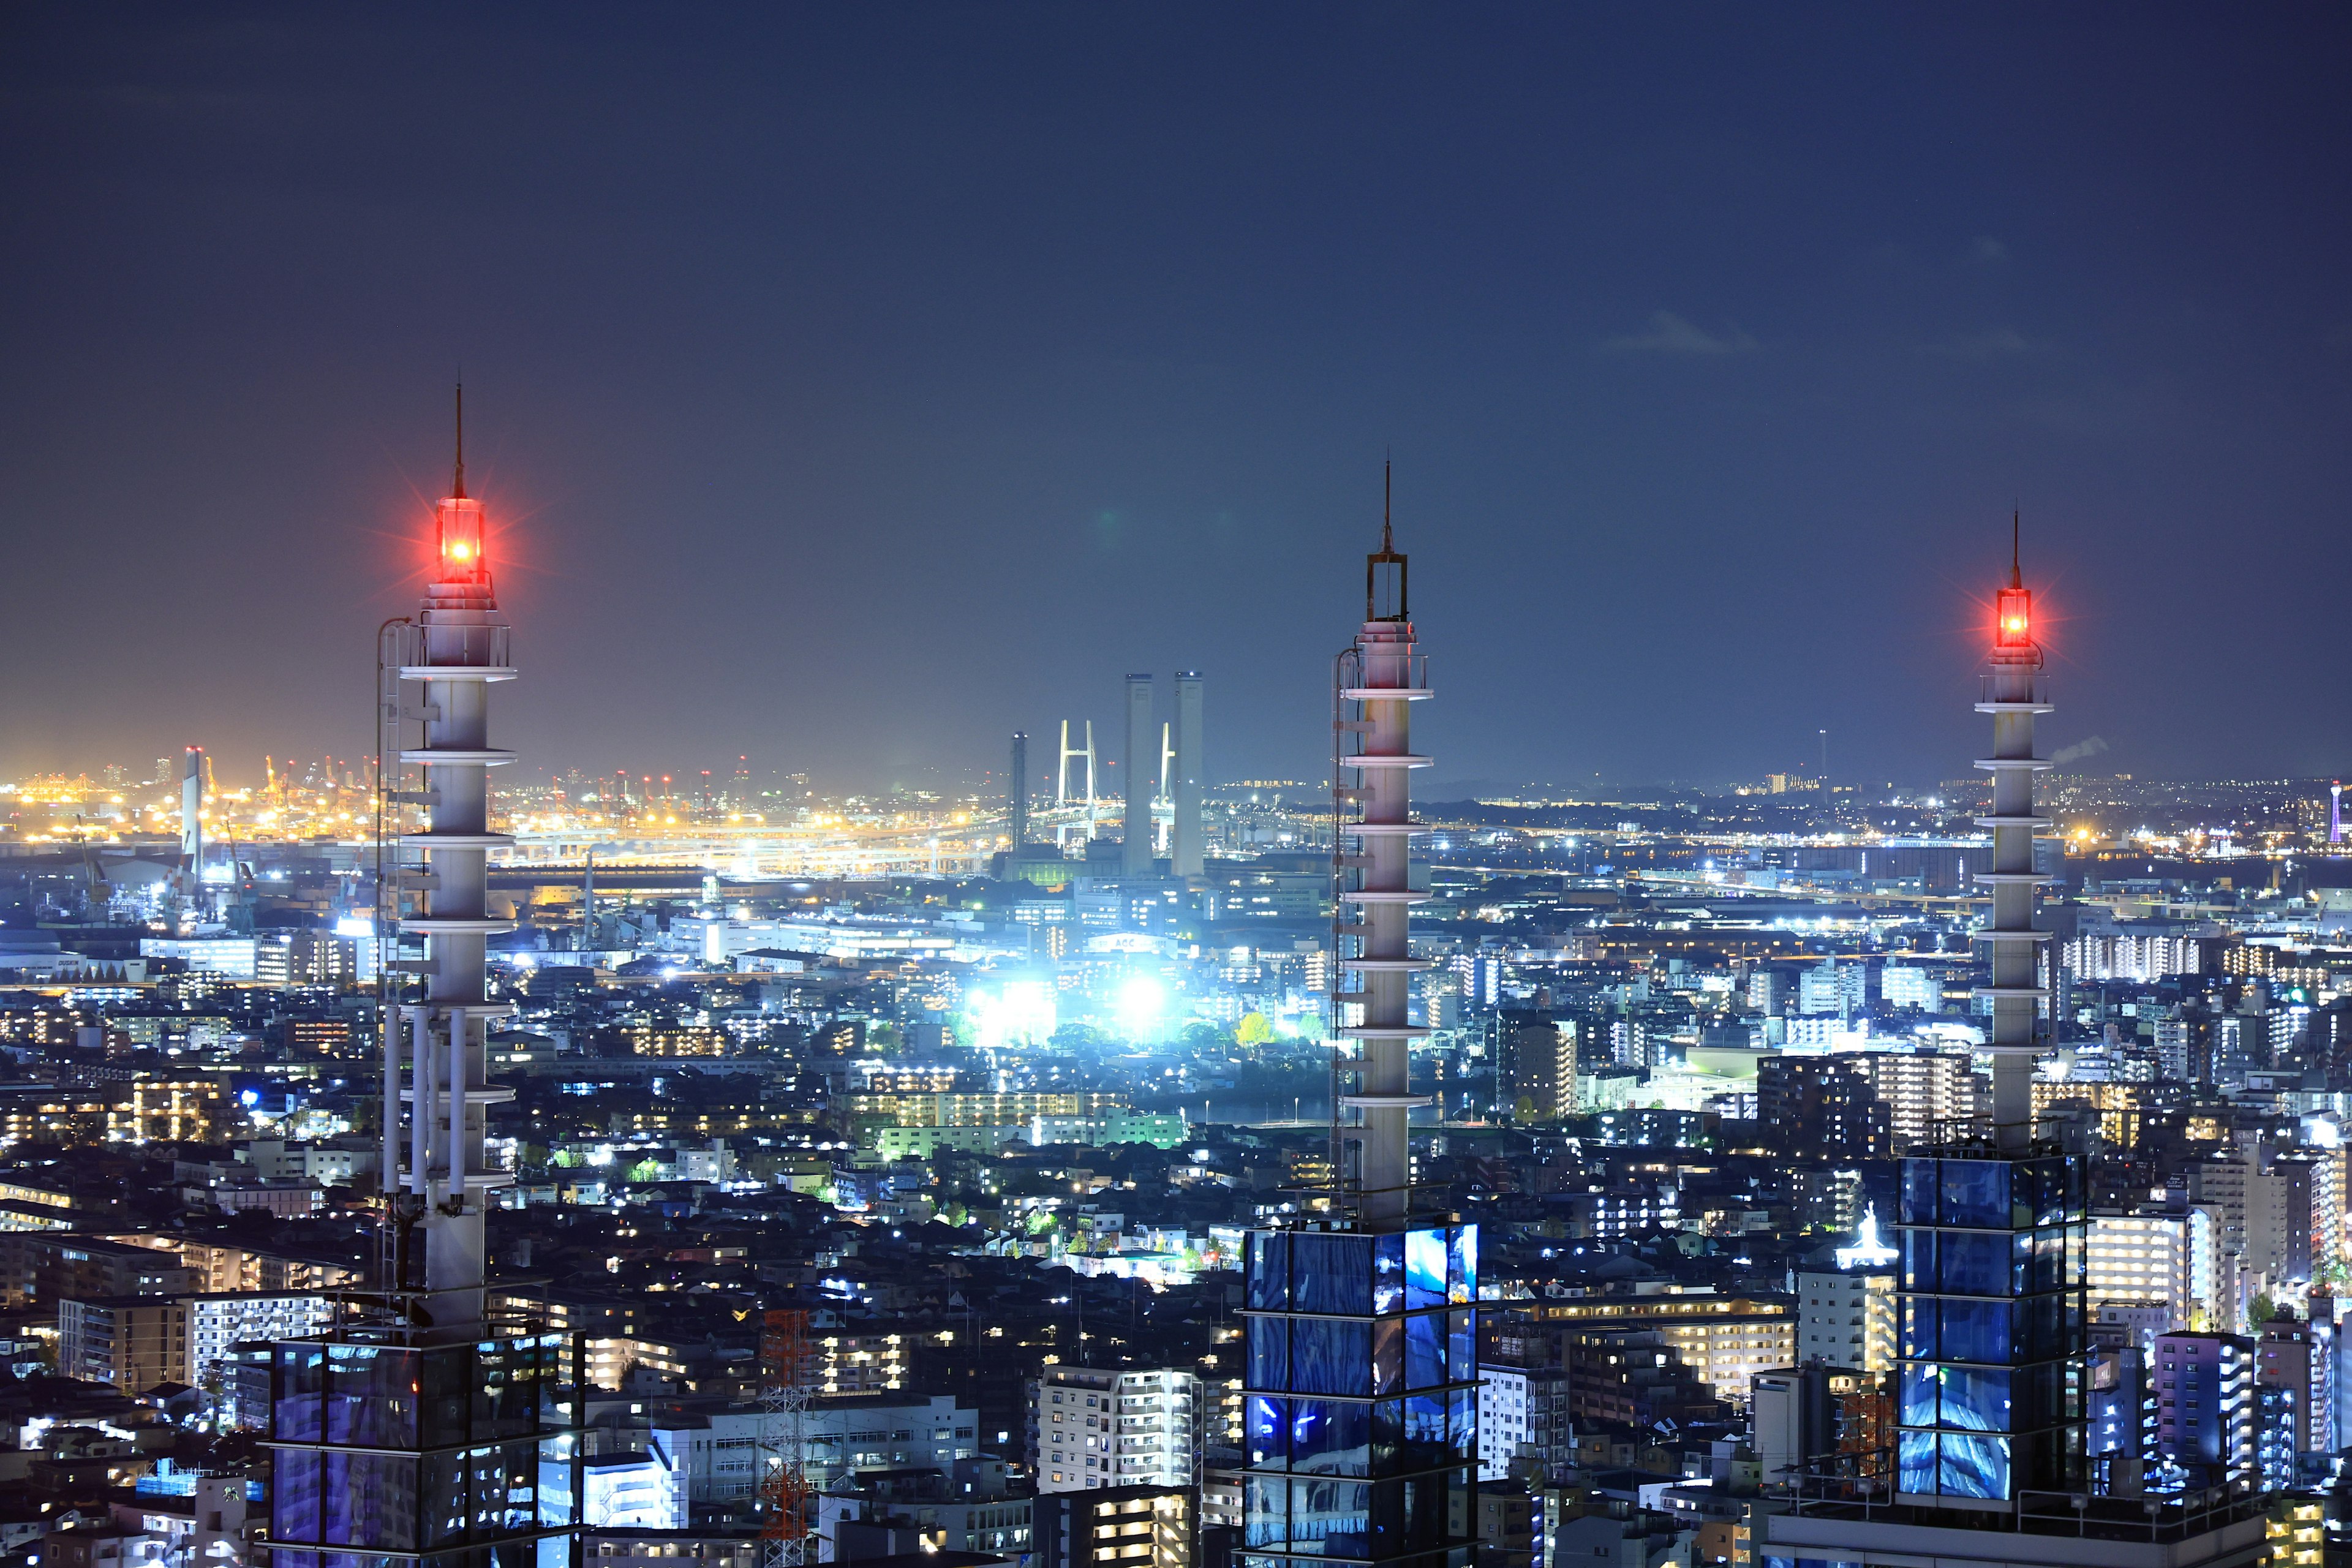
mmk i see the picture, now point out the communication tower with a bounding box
[758,1308,816,1567]
[1973,514,2054,1150]
[1329,464,1435,1226]
[266,389,579,1568]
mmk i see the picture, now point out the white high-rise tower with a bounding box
[272,394,578,1568]
[1335,471,1434,1229]
[381,389,519,1335]
[1974,516,2053,1150]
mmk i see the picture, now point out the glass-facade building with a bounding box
[1242,1224,1478,1568]
[265,1329,582,1568]
[1896,1151,2086,1507]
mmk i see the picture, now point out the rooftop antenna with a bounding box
[2010,505,2020,589]
[453,382,466,499]
[1381,454,1393,554]
[1366,456,1407,621]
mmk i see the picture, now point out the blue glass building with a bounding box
[1242,1224,1479,1568]
[1895,1150,2086,1508]
[265,1323,583,1568]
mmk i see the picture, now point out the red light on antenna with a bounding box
[434,496,486,579]
[1994,586,2033,650]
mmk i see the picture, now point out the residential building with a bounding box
[1794,1270,1894,1373]
[1031,1366,1200,1493]
[1034,1485,1191,1568]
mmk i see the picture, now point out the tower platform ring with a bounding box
[399,748,519,766]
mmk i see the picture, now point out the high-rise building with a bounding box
[1506,1016,1577,1121]
[2085,1210,2198,1331]
[1125,675,1156,877]
[1172,673,1204,879]
[1757,1057,1888,1161]
[1242,485,1477,1568]
[1796,1269,1895,1374]
[1855,1052,1979,1153]
[1036,1485,1194,1568]
[1032,1366,1202,1493]
[2257,1309,2332,1457]
[2152,1333,2257,1488]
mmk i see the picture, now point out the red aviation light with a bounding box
[435,496,487,580]
[1994,586,2032,651]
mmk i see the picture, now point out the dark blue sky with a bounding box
[4,5,2347,793]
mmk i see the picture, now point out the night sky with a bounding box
[4,6,2348,795]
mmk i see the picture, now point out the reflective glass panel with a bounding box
[1939,1232,2009,1295]
[1406,1313,1443,1390]
[1901,1159,1938,1225]
[1900,1365,1940,1428]
[1898,1430,1937,1494]
[1248,1395,1286,1466]
[1291,1399,1371,1476]
[1448,1226,1477,1303]
[1941,1160,2009,1229]
[1248,1316,1288,1390]
[1293,1233,1374,1315]
[1937,1431,2011,1499]
[1246,1477,1288,1546]
[1291,1318,1371,1396]
[1405,1229,1447,1308]
[1373,1235,1405,1314]
[1249,1232,1291,1311]
[1939,1300,2013,1363]
[1939,1366,2011,1433]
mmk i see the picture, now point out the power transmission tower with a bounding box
[758,1309,816,1567]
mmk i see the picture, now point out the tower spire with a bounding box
[2010,507,2021,589]
[1381,457,1393,553]
[453,382,466,500]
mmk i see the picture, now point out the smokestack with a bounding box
[1124,674,1155,876]
[1172,674,1204,878]
[1975,516,2051,1152]
[1010,732,1030,847]
[179,747,203,880]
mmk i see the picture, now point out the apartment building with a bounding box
[1030,1366,1201,1494]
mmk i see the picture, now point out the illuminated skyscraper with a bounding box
[265,394,580,1568]
[1242,478,1477,1568]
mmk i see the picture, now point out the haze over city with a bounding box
[6,6,2350,790]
